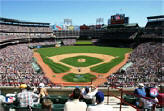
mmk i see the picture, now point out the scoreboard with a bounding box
[110,14,129,25]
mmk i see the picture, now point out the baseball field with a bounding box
[34,45,132,86]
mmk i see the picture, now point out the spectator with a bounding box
[87,91,113,111]
[81,86,98,99]
[141,96,158,111]
[134,83,146,97]
[64,88,87,111]
[39,83,48,98]
[144,86,159,110]
[134,83,146,107]
[17,84,39,107]
[41,96,53,111]
[0,90,5,111]
[157,84,164,107]
[69,86,83,100]
[38,83,52,111]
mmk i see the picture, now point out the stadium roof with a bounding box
[108,23,139,28]
[0,17,50,25]
[147,15,164,19]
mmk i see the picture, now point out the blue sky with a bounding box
[0,0,163,26]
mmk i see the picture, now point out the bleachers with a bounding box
[0,24,53,33]
[145,21,164,29]
[141,17,164,38]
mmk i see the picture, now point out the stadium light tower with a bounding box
[64,19,72,26]
[96,18,104,25]
[63,19,72,30]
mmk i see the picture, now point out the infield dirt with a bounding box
[34,52,129,86]
[49,53,115,74]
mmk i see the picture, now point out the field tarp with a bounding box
[120,62,133,72]
[32,62,40,72]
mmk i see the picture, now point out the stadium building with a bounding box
[0,14,163,111]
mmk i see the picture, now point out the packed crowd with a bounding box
[0,37,77,86]
[0,44,53,87]
[0,24,53,32]
[28,41,57,47]
[62,39,76,45]
[107,42,163,87]
[0,33,54,42]
[54,30,79,37]
[0,33,78,44]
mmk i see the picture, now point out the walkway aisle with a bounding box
[104,97,136,111]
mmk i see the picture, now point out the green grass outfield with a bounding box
[61,55,103,67]
[75,40,92,45]
[43,57,70,73]
[37,46,132,73]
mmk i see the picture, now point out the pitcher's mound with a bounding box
[70,67,90,74]
[78,59,86,62]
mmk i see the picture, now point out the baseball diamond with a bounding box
[35,46,131,86]
[0,3,163,111]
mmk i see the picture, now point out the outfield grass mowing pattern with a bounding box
[43,57,70,73]
[91,56,124,73]
[63,73,96,82]
[60,55,103,67]
[37,46,131,57]
[37,46,132,73]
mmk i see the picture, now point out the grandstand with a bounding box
[0,17,54,47]
[0,17,79,88]
[0,15,163,111]
[0,17,78,48]
[141,15,164,39]
[0,15,163,87]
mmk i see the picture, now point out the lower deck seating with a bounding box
[2,95,93,111]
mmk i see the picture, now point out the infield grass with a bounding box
[37,46,132,73]
[60,55,103,67]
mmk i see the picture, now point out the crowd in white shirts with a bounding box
[107,42,163,87]
[0,44,53,87]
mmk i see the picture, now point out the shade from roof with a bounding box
[0,17,50,25]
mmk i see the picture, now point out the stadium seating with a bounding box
[107,42,163,87]
[2,95,94,111]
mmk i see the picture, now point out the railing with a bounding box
[0,81,163,111]
[106,85,162,111]
[0,82,42,87]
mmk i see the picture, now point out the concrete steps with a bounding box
[103,97,136,111]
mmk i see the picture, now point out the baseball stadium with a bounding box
[0,1,163,111]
